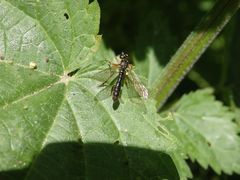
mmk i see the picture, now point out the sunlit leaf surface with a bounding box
[165,89,240,176]
[0,1,179,179]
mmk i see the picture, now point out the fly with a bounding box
[112,52,129,102]
[92,52,148,102]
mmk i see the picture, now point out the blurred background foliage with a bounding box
[97,0,240,105]
[97,0,240,179]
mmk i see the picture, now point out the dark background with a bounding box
[97,0,240,179]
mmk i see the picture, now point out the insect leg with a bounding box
[124,77,129,88]
[111,85,115,94]
[99,70,115,87]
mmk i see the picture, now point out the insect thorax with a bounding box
[120,59,129,70]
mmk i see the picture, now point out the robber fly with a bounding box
[93,52,148,102]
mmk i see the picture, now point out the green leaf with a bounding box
[163,89,240,175]
[170,152,193,180]
[0,1,179,179]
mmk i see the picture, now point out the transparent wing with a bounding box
[91,68,117,85]
[125,77,140,98]
[95,76,117,101]
[125,75,147,112]
[95,84,112,101]
[127,70,148,99]
[90,62,119,84]
[91,62,120,101]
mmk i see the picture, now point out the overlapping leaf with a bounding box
[0,0,179,179]
[163,89,240,176]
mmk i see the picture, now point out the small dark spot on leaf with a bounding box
[237,132,240,137]
[114,140,119,145]
[0,55,4,60]
[94,97,98,102]
[64,13,69,20]
[45,57,49,63]
[207,142,211,147]
[29,62,37,69]
[68,68,80,77]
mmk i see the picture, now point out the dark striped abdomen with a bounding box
[112,57,129,102]
[112,69,125,102]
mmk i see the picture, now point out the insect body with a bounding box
[112,52,129,102]
[92,52,148,102]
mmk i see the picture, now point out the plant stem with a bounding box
[152,0,240,111]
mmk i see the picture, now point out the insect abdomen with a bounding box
[112,70,125,102]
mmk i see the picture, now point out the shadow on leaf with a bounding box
[0,142,179,180]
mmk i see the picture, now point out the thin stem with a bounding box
[151,0,240,110]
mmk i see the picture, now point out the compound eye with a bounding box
[120,52,129,59]
[120,52,125,59]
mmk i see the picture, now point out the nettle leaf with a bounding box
[163,89,240,175]
[170,151,192,180]
[0,0,179,179]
